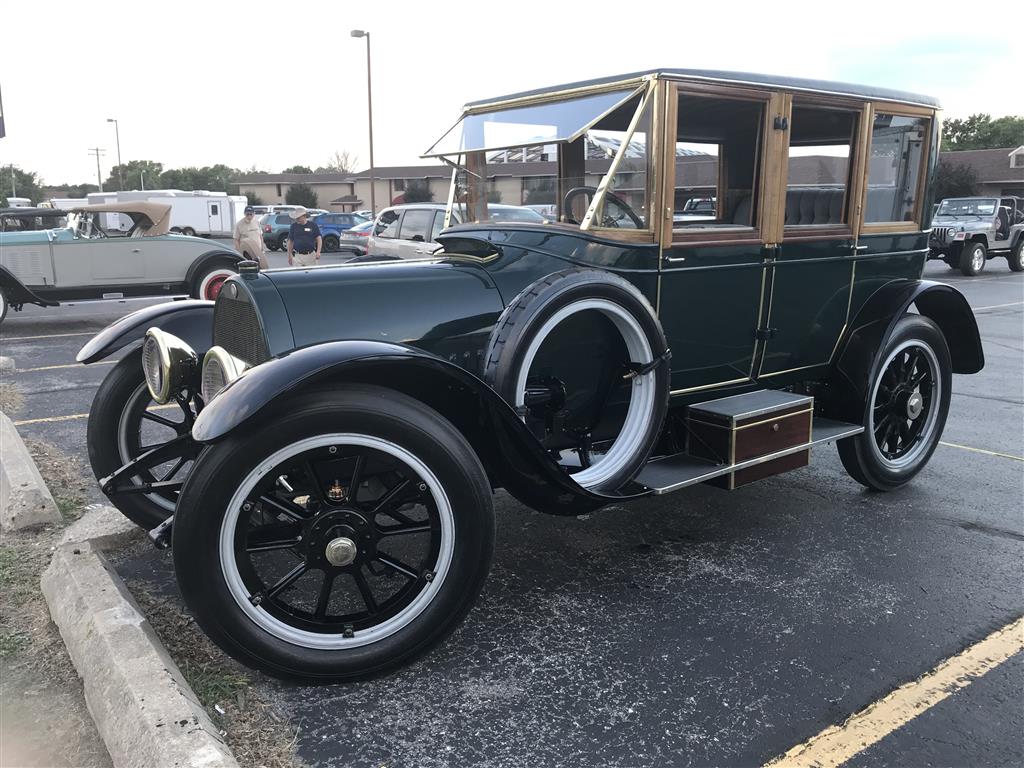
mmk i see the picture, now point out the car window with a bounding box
[429,211,447,242]
[864,113,928,224]
[374,210,400,238]
[400,209,433,242]
[784,104,857,227]
[276,215,291,225]
[673,90,764,233]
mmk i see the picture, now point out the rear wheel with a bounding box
[837,314,951,491]
[192,262,238,300]
[323,235,339,252]
[172,385,494,681]
[0,288,8,326]
[182,226,197,237]
[278,234,290,252]
[959,241,987,276]
[1008,239,1024,272]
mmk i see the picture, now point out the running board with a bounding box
[636,417,864,495]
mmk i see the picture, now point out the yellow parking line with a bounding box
[0,331,96,342]
[939,441,1024,462]
[11,360,117,374]
[13,403,177,427]
[765,616,1024,768]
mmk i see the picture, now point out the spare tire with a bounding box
[483,269,669,491]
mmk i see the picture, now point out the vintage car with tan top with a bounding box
[0,202,243,325]
[78,68,982,682]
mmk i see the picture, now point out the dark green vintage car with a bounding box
[80,69,983,681]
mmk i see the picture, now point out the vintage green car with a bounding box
[0,202,242,324]
[80,68,983,681]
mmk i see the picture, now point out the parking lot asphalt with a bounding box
[2,260,1022,767]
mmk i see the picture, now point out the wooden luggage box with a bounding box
[686,390,814,489]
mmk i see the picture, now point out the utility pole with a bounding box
[88,147,106,192]
[10,164,15,197]
[350,29,376,215]
[107,118,123,190]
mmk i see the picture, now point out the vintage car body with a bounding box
[0,202,243,324]
[928,196,1024,275]
[81,68,983,681]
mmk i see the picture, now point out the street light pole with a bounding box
[107,118,123,190]
[140,169,146,191]
[350,29,375,215]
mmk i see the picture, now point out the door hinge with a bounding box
[762,243,780,262]
[773,116,789,131]
[756,327,777,341]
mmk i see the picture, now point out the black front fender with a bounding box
[76,299,214,364]
[826,279,983,421]
[183,250,244,286]
[192,340,650,515]
[0,265,59,307]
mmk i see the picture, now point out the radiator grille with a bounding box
[931,226,953,243]
[213,293,270,365]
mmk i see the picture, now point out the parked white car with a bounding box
[0,202,243,325]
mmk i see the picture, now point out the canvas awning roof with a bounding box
[70,202,173,236]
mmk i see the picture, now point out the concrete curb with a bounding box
[42,508,240,768]
[0,409,62,531]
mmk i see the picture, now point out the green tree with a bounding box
[1,166,44,206]
[245,191,265,206]
[158,165,240,193]
[45,182,99,200]
[105,160,164,191]
[404,180,434,203]
[282,165,313,174]
[933,160,978,201]
[286,183,318,208]
[942,114,1024,151]
[487,188,502,204]
[524,178,555,204]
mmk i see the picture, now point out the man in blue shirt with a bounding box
[287,208,322,267]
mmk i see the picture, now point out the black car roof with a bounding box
[464,68,940,110]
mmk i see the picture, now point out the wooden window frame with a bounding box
[779,96,863,241]
[859,102,935,234]
[666,82,778,248]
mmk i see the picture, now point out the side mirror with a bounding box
[410,234,425,242]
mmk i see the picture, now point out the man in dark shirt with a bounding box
[287,208,322,267]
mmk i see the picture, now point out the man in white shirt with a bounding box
[233,206,268,269]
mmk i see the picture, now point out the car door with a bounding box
[370,210,402,257]
[52,233,147,288]
[758,98,861,377]
[659,86,778,393]
[396,208,434,258]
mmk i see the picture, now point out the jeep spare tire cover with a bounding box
[483,268,669,491]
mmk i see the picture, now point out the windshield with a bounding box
[425,88,641,157]
[936,198,998,217]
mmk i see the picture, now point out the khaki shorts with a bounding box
[292,252,319,267]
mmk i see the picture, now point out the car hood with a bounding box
[259,258,504,362]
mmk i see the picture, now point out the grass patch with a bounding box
[129,583,303,768]
[0,629,30,658]
[0,380,24,413]
[24,438,90,521]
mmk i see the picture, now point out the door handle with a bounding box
[853,245,869,252]
[131,248,141,253]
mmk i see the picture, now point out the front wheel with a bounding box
[837,314,951,491]
[960,241,987,276]
[0,288,8,326]
[322,235,339,252]
[172,385,494,681]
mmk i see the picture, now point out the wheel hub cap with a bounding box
[325,537,357,567]
[905,392,924,420]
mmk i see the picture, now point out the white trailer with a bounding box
[86,190,247,237]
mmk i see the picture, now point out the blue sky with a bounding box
[1,0,1019,187]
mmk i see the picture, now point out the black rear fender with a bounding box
[192,340,647,515]
[76,300,214,364]
[825,279,983,421]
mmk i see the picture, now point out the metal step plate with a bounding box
[635,416,863,494]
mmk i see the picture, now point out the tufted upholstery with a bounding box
[784,188,844,225]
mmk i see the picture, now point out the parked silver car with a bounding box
[0,202,243,324]
[368,203,545,259]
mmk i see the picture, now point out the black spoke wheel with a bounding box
[838,314,951,491]
[172,385,494,681]
[87,350,199,528]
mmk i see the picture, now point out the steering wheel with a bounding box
[563,186,644,229]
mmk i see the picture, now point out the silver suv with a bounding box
[368,203,545,259]
[929,196,1024,275]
